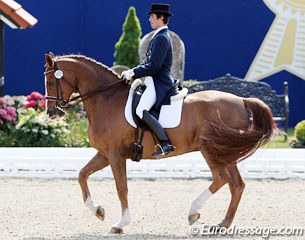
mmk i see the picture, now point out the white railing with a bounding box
[0,148,304,179]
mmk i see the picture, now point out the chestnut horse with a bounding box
[44,53,276,234]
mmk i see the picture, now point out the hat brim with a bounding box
[147,10,173,16]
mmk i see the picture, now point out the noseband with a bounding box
[44,61,125,112]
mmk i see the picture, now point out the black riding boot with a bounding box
[142,110,174,157]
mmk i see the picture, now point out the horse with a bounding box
[44,52,277,234]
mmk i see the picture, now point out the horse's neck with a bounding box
[76,61,118,94]
[75,61,129,121]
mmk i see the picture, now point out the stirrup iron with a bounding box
[154,143,165,156]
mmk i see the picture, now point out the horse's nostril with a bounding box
[47,109,54,118]
[47,106,58,118]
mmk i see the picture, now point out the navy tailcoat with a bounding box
[133,28,174,110]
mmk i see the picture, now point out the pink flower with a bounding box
[0,119,3,125]
[6,106,17,118]
[0,109,7,118]
[27,91,44,101]
[0,108,14,121]
[3,114,12,121]
[0,98,6,105]
[40,99,46,109]
[25,100,37,109]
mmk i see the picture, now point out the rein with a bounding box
[44,61,125,112]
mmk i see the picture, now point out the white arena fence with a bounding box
[0,148,304,179]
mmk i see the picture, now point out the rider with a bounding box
[121,3,175,157]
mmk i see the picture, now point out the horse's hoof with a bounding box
[108,227,123,234]
[188,213,200,225]
[95,206,105,221]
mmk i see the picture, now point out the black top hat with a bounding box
[147,3,173,16]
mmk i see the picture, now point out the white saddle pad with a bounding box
[124,79,188,128]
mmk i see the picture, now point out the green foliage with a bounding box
[295,120,305,143]
[2,108,68,147]
[63,107,90,147]
[0,92,91,147]
[114,6,142,68]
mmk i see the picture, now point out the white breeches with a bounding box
[135,76,157,119]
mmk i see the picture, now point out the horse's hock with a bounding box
[139,30,185,83]
[187,74,289,135]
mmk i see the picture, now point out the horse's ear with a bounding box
[49,52,55,58]
[45,53,54,68]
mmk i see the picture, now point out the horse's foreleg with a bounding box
[78,151,109,221]
[219,164,245,228]
[188,161,230,225]
[109,158,130,234]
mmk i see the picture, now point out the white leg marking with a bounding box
[112,208,131,229]
[85,196,98,215]
[189,189,212,215]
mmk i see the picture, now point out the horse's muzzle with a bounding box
[47,106,65,118]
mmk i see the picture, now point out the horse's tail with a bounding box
[200,98,277,165]
[243,97,277,144]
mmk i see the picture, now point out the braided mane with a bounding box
[56,54,120,77]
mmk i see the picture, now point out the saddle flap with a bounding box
[125,79,188,129]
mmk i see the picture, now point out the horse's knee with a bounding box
[78,168,88,183]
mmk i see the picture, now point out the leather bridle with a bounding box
[44,60,125,112]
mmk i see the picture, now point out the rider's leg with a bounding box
[135,77,156,119]
[136,77,174,157]
[142,110,174,157]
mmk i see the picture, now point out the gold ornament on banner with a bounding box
[246,0,305,81]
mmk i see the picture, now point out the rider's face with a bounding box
[149,14,164,29]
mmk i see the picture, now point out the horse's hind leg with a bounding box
[219,164,245,228]
[188,154,230,225]
[78,151,109,221]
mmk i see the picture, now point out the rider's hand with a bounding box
[121,69,135,84]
